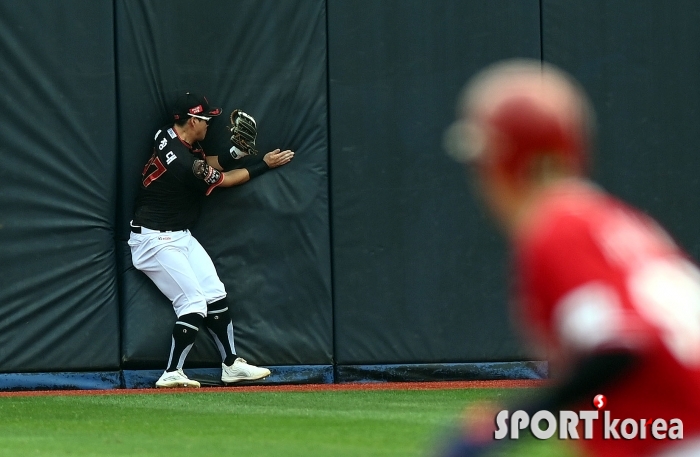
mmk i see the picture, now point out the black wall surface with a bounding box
[328,0,540,365]
[0,0,698,376]
[0,1,120,372]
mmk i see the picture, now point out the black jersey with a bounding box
[132,126,224,231]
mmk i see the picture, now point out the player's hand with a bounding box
[435,402,501,457]
[263,149,294,168]
[458,401,500,442]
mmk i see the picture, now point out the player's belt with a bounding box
[130,225,184,234]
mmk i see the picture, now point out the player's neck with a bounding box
[173,123,194,146]
[509,177,587,238]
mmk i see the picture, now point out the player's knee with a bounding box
[203,282,226,304]
[175,299,208,318]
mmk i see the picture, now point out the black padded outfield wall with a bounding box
[2,0,699,385]
[115,0,333,369]
[542,0,700,261]
[0,1,120,372]
[328,1,542,367]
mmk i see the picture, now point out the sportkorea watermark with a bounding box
[494,395,683,441]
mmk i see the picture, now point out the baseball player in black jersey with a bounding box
[129,92,293,388]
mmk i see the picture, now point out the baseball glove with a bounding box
[228,109,258,159]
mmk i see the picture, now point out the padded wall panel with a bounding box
[542,1,700,260]
[329,0,541,364]
[116,0,332,367]
[0,1,119,371]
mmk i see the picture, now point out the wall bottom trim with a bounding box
[0,361,547,391]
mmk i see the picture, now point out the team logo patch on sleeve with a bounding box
[192,160,222,185]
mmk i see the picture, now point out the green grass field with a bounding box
[0,387,578,457]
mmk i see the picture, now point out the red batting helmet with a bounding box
[446,59,595,178]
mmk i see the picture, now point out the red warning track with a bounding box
[0,380,547,397]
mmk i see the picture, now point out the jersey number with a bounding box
[142,155,166,187]
[630,259,700,367]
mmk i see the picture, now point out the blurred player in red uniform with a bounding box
[440,59,700,456]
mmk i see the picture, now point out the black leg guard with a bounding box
[165,313,204,372]
[205,298,237,366]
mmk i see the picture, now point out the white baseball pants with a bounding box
[128,227,226,317]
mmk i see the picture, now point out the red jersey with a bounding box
[513,180,700,457]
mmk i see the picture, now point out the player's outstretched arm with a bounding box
[216,149,294,188]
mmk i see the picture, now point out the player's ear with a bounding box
[527,153,573,186]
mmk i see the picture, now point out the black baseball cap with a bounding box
[172,92,222,121]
